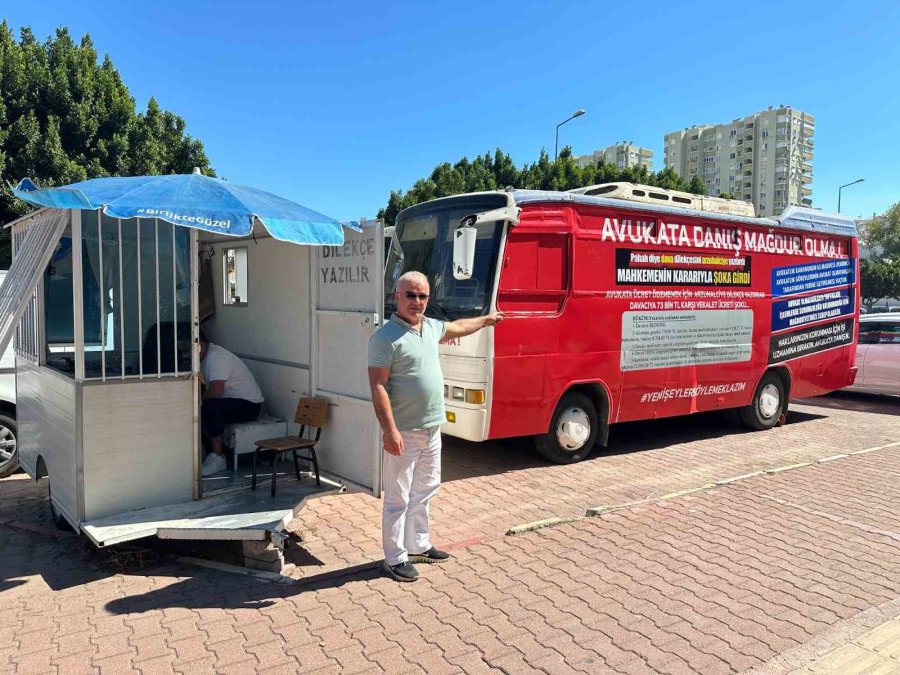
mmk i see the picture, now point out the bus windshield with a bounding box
[385,194,508,321]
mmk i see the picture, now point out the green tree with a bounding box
[688,174,708,196]
[860,203,900,261]
[0,22,214,265]
[655,166,691,191]
[378,147,706,226]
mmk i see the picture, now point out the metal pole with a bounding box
[190,230,200,500]
[554,109,586,161]
[98,213,106,382]
[837,178,864,214]
[137,220,143,378]
[155,219,161,378]
[118,219,125,379]
[72,211,85,382]
[172,225,178,377]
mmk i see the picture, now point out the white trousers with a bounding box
[382,426,442,566]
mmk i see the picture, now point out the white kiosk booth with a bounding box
[1,207,383,567]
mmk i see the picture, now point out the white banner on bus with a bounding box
[621,309,753,371]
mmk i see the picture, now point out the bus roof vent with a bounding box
[776,206,858,237]
[568,182,756,218]
[571,183,618,196]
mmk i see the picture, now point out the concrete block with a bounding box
[242,540,285,573]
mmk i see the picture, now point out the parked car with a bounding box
[0,270,17,478]
[846,315,900,395]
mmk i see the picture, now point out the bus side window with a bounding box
[500,234,538,290]
[536,234,567,291]
[498,233,568,313]
[574,239,604,292]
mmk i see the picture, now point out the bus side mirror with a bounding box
[453,224,477,280]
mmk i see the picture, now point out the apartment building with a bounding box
[574,142,654,171]
[664,106,814,217]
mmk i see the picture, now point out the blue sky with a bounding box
[5,1,898,221]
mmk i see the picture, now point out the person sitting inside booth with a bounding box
[199,331,264,476]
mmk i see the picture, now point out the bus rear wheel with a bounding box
[739,372,785,430]
[535,392,598,464]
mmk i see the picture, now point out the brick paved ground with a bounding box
[289,394,900,579]
[3,391,900,673]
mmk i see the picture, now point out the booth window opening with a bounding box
[70,212,193,380]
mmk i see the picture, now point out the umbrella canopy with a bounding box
[12,170,347,245]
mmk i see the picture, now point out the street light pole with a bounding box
[555,109,586,161]
[837,178,864,213]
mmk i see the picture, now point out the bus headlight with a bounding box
[451,387,465,401]
[465,389,485,404]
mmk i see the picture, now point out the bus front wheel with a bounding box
[739,372,786,431]
[535,392,599,464]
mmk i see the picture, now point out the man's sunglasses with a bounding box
[403,292,429,301]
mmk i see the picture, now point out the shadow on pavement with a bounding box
[443,407,827,483]
[800,391,900,416]
[0,477,239,593]
[0,524,141,593]
[0,477,121,593]
[104,560,385,615]
[442,436,545,482]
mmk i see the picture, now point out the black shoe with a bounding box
[408,547,450,564]
[383,561,419,582]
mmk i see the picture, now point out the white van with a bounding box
[0,270,17,478]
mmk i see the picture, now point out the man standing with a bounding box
[200,331,265,476]
[367,271,503,582]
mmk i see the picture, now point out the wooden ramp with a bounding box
[81,476,343,547]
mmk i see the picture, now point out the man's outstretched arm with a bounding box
[443,312,504,340]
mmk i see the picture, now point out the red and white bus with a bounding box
[384,183,859,464]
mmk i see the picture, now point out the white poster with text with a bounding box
[621,310,754,371]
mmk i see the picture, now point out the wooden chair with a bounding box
[252,397,329,497]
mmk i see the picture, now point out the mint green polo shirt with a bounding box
[367,315,447,430]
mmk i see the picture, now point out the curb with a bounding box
[506,516,583,535]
